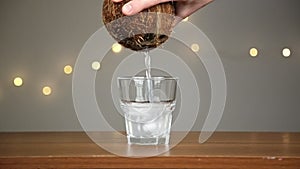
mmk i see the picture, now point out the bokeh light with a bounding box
[64,65,73,75]
[13,77,23,87]
[112,43,122,53]
[191,43,200,52]
[282,48,291,58]
[250,48,259,57]
[92,61,101,71]
[42,86,52,96]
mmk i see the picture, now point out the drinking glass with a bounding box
[118,76,178,145]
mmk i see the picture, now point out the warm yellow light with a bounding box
[13,77,23,87]
[182,17,189,22]
[112,43,122,53]
[64,65,73,75]
[92,61,101,71]
[191,43,200,52]
[282,48,291,58]
[250,48,258,57]
[42,86,52,96]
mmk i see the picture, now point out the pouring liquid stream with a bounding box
[144,51,154,102]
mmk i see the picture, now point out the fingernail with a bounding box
[123,3,132,14]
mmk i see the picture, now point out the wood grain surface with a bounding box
[1,132,300,168]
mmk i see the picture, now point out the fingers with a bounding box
[112,0,171,15]
[110,0,213,17]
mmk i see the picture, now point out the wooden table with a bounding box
[0,132,300,168]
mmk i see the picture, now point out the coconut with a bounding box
[102,0,176,51]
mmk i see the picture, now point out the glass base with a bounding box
[127,135,170,145]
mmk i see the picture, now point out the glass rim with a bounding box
[117,76,178,81]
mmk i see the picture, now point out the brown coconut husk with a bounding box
[102,0,176,51]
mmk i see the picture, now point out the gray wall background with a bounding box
[0,0,299,132]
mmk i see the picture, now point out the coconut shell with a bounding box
[102,0,175,51]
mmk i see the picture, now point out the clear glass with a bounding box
[118,76,178,145]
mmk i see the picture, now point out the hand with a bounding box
[111,0,213,19]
